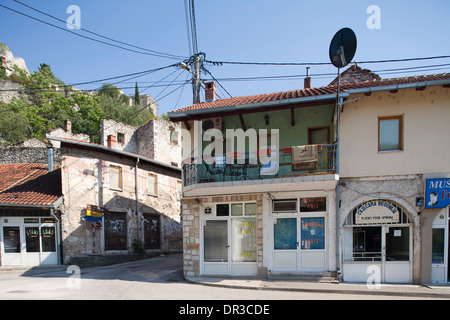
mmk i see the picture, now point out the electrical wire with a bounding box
[205,55,450,67]
[0,3,185,60]
[12,0,187,60]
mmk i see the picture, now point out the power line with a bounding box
[13,0,187,60]
[205,55,450,67]
[0,3,186,60]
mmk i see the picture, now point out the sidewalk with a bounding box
[186,276,450,299]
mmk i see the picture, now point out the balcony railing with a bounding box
[182,144,337,187]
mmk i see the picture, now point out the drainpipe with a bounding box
[335,92,343,281]
[135,158,140,241]
[50,208,61,265]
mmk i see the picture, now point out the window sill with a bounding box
[377,149,403,154]
[110,187,123,192]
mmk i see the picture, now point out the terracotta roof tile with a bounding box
[0,164,62,207]
[172,72,450,114]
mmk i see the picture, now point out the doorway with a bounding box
[272,215,326,272]
[1,217,58,266]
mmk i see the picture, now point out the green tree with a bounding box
[134,82,140,106]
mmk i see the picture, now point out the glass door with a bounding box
[273,217,298,270]
[203,220,229,274]
[384,226,412,283]
[2,226,22,265]
[25,226,41,266]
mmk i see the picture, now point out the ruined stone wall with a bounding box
[60,146,182,264]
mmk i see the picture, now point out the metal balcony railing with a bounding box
[182,144,337,187]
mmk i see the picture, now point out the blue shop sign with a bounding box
[425,178,450,209]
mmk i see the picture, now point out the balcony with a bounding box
[182,144,337,195]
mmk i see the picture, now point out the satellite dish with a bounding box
[329,28,357,68]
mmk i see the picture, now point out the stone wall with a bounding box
[0,146,61,166]
[60,145,182,264]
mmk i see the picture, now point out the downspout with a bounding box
[50,208,61,265]
[335,74,343,281]
[135,158,140,241]
[335,94,344,281]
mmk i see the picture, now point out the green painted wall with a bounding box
[221,104,335,148]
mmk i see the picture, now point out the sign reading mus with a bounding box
[425,178,450,209]
[355,200,399,224]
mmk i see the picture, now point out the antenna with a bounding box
[329,27,357,174]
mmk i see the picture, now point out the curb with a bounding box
[185,277,450,299]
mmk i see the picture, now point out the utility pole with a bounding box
[192,53,201,104]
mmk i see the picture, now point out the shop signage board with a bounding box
[355,200,399,224]
[425,178,450,209]
[87,205,104,217]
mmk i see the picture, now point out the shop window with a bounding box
[231,218,257,262]
[109,165,123,190]
[378,115,403,151]
[41,227,56,252]
[352,227,382,261]
[3,227,20,253]
[432,228,445,264]
[301,217,325,250]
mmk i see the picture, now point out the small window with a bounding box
[110,166,122,190]
[216,204,229,216]
[170,129,179,145]
[378,116,403,151]
[117,132,125,144]
[176,180,182,201]
[148,173,158,196]
[273,199,297,212]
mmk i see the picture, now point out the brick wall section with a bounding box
[182,194,263,277]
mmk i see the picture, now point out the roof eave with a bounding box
[0,196,63,210]
[168,92,346,120]
[46,135,181,173]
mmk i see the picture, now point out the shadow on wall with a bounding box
[62,194,182,267]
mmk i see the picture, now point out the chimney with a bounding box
[47,146,54,172]
[107,135,116,148]
[64,120,72,133]
[204,81,216,102]
[304,67,311,89]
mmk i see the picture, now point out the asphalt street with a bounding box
[0,254,444,302]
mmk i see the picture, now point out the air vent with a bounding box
[204,207,212,215]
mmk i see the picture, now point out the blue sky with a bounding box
[1,0,449,116]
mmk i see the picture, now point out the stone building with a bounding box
[46,135,182,265]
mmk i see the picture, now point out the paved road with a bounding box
[0,254,440,301]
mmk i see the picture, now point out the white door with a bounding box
[272,216,326,272]
[273,217,298,271]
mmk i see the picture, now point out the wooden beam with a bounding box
[174,99,336,123]
[183,120,191,131]
[238,113,246,131]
